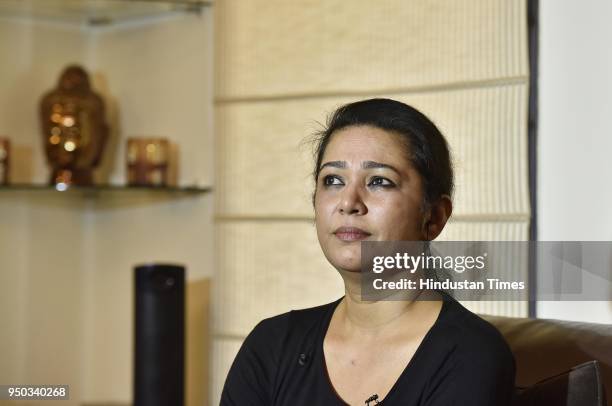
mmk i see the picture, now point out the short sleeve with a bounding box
[422,328,516,406]
[219,314,290,406]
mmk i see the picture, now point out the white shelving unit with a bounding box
[0,2,214,405]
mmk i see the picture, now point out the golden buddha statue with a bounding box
[40,65,109,186]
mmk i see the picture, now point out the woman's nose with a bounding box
[338,184,367,215]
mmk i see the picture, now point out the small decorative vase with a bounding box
[0,137,9,185]
[126,137,170,187]
[40,65,109,186]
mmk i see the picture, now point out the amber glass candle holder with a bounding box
[0,137,10,185]
[126,137,170,186]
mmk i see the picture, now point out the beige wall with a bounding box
[213,0,530,403]
[84,13,214,404]
[0,10,214,406]
[0,20,89,406]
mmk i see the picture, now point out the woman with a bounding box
[220,98,515,405]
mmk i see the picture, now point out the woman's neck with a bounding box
[335,269,442,337]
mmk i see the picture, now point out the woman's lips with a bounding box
[333,227,371,242]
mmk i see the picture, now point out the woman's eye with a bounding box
[369,177,395,187]
[323,175,343,186]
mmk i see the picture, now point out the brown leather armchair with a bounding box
[483,315,612,406]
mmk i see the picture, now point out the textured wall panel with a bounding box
[215,97,342,217]
[216,84,529,218]
[463,300,528,317]
[215,0,528,98]
[438,220,530,317]
[214,221,344,336]
[210,338,242,406]
[439,219,530,241]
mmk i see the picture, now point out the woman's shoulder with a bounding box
[246,297,342,349]
[221,298,343,404]
[416,294,516,405]
[438,294,515,366]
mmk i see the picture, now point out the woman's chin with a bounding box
[336,266,361,274]
[330,257,362,274]
[321,245,362,273]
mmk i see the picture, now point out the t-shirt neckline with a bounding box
[318,291,451,405]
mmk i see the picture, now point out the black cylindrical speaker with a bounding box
[134,264,185,406]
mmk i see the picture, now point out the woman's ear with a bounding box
[424,195,453,240]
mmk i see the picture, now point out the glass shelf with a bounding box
[0,183,211,197]
[0,0,212,26]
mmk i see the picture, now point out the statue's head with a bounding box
[58,65,90,92]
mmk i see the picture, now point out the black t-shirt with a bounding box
[220,292,516,405]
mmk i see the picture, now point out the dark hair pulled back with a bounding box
[312,98,454,210]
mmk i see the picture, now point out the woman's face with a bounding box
[314,125,427,273]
